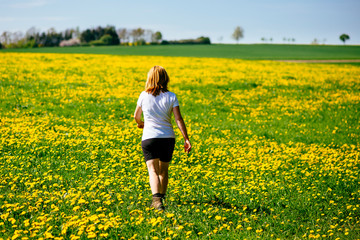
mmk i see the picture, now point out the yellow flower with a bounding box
[44,232,54,239]
[12,233,20,240]
[72,206,80,211]
[87,232,96,239]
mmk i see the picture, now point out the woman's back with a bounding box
[137,91,179,140]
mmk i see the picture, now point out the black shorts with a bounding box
[141,138,175,162]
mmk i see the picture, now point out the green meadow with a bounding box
[2,44,360,60]
[0,51,359,239]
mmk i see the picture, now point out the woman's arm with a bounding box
[173,106,191,153]
[134,106,144,128]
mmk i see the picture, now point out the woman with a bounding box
[134,66,191,211]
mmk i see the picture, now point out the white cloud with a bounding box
[10,0,49,8]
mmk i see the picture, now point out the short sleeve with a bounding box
[173,93,179,108]
[137,92,144,107]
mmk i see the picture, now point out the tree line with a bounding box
[230,26,351,45]
[0,25,211,49]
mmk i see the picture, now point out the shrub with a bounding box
[196,36,211,44]
[7,43,20,48]
[25,39,38,48]
[89,40,106,46]
[99,34,113,45]
[88,35,116,46]
[59,38,81,47]
[163,36,211,45]
[134,39,146,46]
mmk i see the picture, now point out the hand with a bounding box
[184,139,191,153]
[137,122,144,129]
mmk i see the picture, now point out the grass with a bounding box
[1,44,360,60]
[0,53,359,239]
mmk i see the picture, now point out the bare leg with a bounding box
[159,161,170,195]
[146,158,161,194]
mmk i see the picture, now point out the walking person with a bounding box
[134,66,191,211]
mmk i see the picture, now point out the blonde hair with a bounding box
[145,66,170,96]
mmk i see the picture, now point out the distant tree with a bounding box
[131,28,145,43]
[144,30,153,43]
[103,25,120,45]
[81,26,102,43]
[80,29,95,43]
[118,28,129,43]
[151,31,162,43]
[37,32,45,46]
[72,27,81,39]
[261,37,266,42]
[11,31,24,44]
[93,26,105,40]
[79,26,119,45]
[269,37,273,42]
[44,28,62,47]
[196,36,211,44]
[232,26,244,43]
[63,28,75,40]
[339,34,350,44]
[311,38,319,45]
[25,27,38,41]
[24,28,39,48]
[1,31,11,45]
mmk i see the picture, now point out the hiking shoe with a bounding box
[150,196,165,211]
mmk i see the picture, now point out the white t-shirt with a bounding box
[137,91,179,140]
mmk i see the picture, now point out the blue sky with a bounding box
[0,0,359,44]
